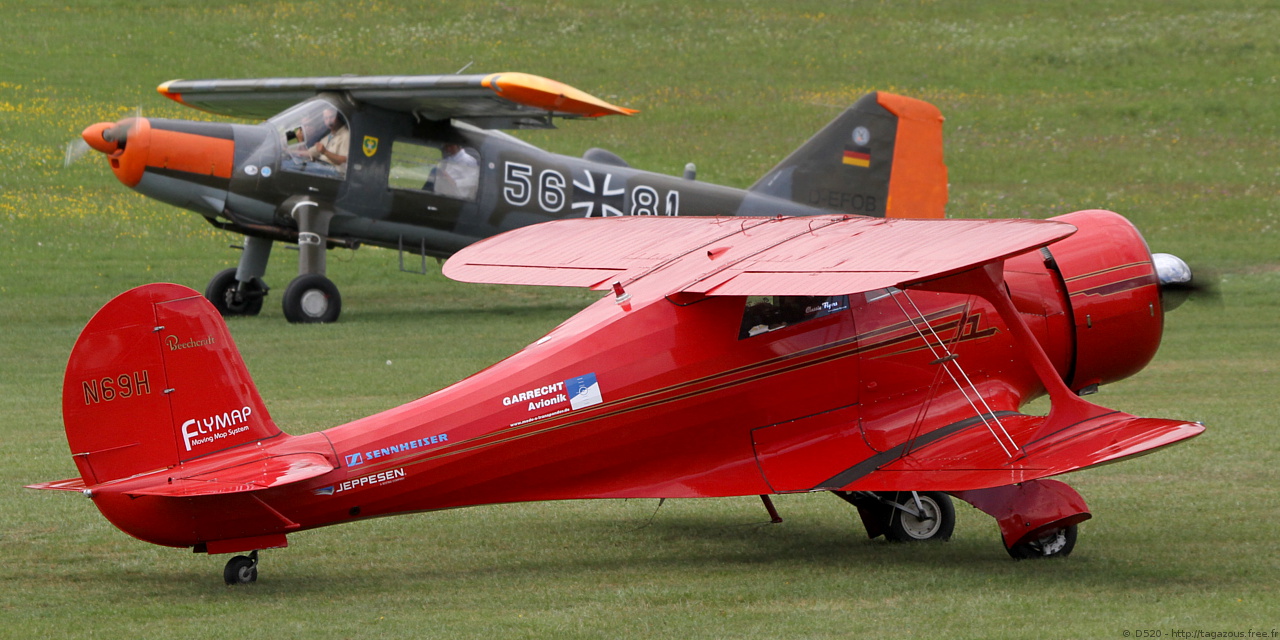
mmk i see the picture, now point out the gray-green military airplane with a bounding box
[77,72,947,322]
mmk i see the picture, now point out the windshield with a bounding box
[739,295,850,339]
[269,98,349,179]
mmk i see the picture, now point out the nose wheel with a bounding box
[223,550,259,585]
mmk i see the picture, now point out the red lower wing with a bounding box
[827,411,1204,492]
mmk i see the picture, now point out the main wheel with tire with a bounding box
[282,274,341,323]
[1007,524,1077,559]
[205,268,266,317]
[223,553,258,585]
[885,491,955,542]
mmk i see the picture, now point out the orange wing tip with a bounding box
[156,80,186,106]
[482,72,637,117]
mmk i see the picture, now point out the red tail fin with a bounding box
[61,283,280,485]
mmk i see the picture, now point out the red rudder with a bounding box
[62,283,280,485]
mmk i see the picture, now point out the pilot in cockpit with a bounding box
[306,109,350,173]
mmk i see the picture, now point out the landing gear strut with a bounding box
[205,234,273,318]
[223,550,259,585]
[282,201,341,324]
[206,202,346,323]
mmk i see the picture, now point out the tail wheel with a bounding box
[282,274,341,323]
[885,491,955,542]
[1007,525,1078,560]
[205,268,266,317]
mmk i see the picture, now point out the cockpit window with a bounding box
[388,139,480,201]
[270,98,350,179]
[739,295,850,339]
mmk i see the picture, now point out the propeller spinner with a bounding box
[1153,252,1216,311]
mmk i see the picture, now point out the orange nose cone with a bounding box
[82,122,120,155]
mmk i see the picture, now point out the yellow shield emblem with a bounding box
[362,136,379,157]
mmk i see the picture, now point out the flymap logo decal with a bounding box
[180,405,253,451]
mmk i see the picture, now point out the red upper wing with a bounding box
[443,216,1076,296]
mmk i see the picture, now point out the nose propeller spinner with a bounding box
[66,109,143,167]
[1152,252,1216,311]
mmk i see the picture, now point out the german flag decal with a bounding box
[842,147,870,167]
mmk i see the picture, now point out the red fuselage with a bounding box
[87,210,1165,551]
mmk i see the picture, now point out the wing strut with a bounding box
[887,288,1021,458]
[916,262,1118,447]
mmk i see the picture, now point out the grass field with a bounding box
[2,1,1277,638]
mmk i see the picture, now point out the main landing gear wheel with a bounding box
[1007,524,1078,560]
[282,274,341,323]
[885,491,955,543]
[205,268,267,317]
[223,550,259,585]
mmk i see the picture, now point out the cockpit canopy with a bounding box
[269,97,350,179]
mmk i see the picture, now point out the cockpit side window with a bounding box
[388,138,480,201]
[270,98,350,179]
[739,295,850,339]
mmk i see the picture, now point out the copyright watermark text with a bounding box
[1122,631,1278,639]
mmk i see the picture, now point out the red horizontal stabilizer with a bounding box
[827,411,1204,493]
[79,449,334,498]
[26,477,89,492]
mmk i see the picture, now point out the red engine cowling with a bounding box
[1005,209,1167,394]
[1044,210,1165,391]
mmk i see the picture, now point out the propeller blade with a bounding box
[63,139,91,167]
[1154,253,1220,310]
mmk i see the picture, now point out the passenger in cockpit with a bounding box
[433,143,479,200]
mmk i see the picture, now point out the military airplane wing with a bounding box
[443,214,1077,295]
[158,72,636,127]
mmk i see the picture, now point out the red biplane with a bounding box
[30,209,1202,583]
